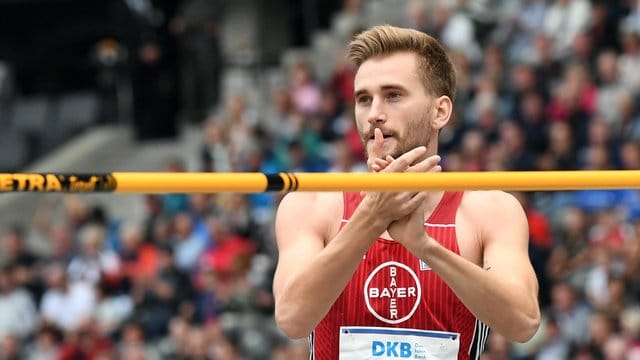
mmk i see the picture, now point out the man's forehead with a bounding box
[354,52,420,91]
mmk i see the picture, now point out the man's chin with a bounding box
[385,146,403,160]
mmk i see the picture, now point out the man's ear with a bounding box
[431,95,453,130]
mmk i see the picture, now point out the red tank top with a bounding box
[310,192,488,360]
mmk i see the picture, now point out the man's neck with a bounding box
[423,191,445,220]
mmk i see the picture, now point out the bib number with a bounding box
[339,326,460,359]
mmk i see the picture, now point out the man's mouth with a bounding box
[368,134,394,140]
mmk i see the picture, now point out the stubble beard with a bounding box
[362,109,433,161]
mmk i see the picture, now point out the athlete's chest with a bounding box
[341,233,455,323]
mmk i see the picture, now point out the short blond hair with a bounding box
[348,25,456,101]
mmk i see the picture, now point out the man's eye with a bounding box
[357,96,371,104]
[387,92,401,99]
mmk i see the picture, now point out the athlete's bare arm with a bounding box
[273,191,380,339]
[418,191,540,342]
[273,147,440,339]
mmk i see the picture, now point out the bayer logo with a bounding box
[363,261,422,324]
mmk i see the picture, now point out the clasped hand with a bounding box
[362,128,441,256]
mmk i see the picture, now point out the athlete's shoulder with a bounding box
[460,190,526,225]
[278,191,343,211]
[459,190,525,220]
[276,192,345,244]
[461,190,520,204]
[277,192,343,224]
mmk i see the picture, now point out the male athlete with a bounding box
[273,25,540,359]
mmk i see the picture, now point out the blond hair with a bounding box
[348,25,456,101]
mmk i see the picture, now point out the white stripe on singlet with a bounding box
[469,318,490,360]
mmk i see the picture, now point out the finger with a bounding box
[406,192,430,213]
[407,154,441,173]
[374,158,390,170]
[395,192,428,217]
[410,193,430,221]
[375,158,389,165]
[371,158,390,173]
[368,158,390,174]
[366,128,386,169]
[383,146,427,172]
[373,128,384,159]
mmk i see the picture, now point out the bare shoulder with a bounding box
[461,190,523,208]
[277,191,343,216]
[276,192,344,241]
[459,190,527,226]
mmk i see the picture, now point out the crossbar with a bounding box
[0,171,636,193]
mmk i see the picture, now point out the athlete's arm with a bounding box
[418,191,540,342]
[272,191,386,339]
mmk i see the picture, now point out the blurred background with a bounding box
[0,0,639,358]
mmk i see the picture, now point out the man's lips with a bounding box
[366,136,395,148]
[368,134,394,140]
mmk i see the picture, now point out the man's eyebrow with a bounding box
[354,89,368,99]
[354,84,407,99]
[380,84,407,92]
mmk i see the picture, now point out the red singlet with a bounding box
[309,192,488,360]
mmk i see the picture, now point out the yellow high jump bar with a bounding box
[0,171,638,193]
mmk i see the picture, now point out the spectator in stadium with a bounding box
[0,265,38,340]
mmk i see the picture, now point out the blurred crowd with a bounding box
[3,0,640,359]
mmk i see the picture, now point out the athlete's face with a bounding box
[354,51,435,161]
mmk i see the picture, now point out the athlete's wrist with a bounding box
[417,234,438,263]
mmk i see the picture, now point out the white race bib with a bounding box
[339,326,460,360]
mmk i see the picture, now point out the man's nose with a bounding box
[367,98,387,125]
